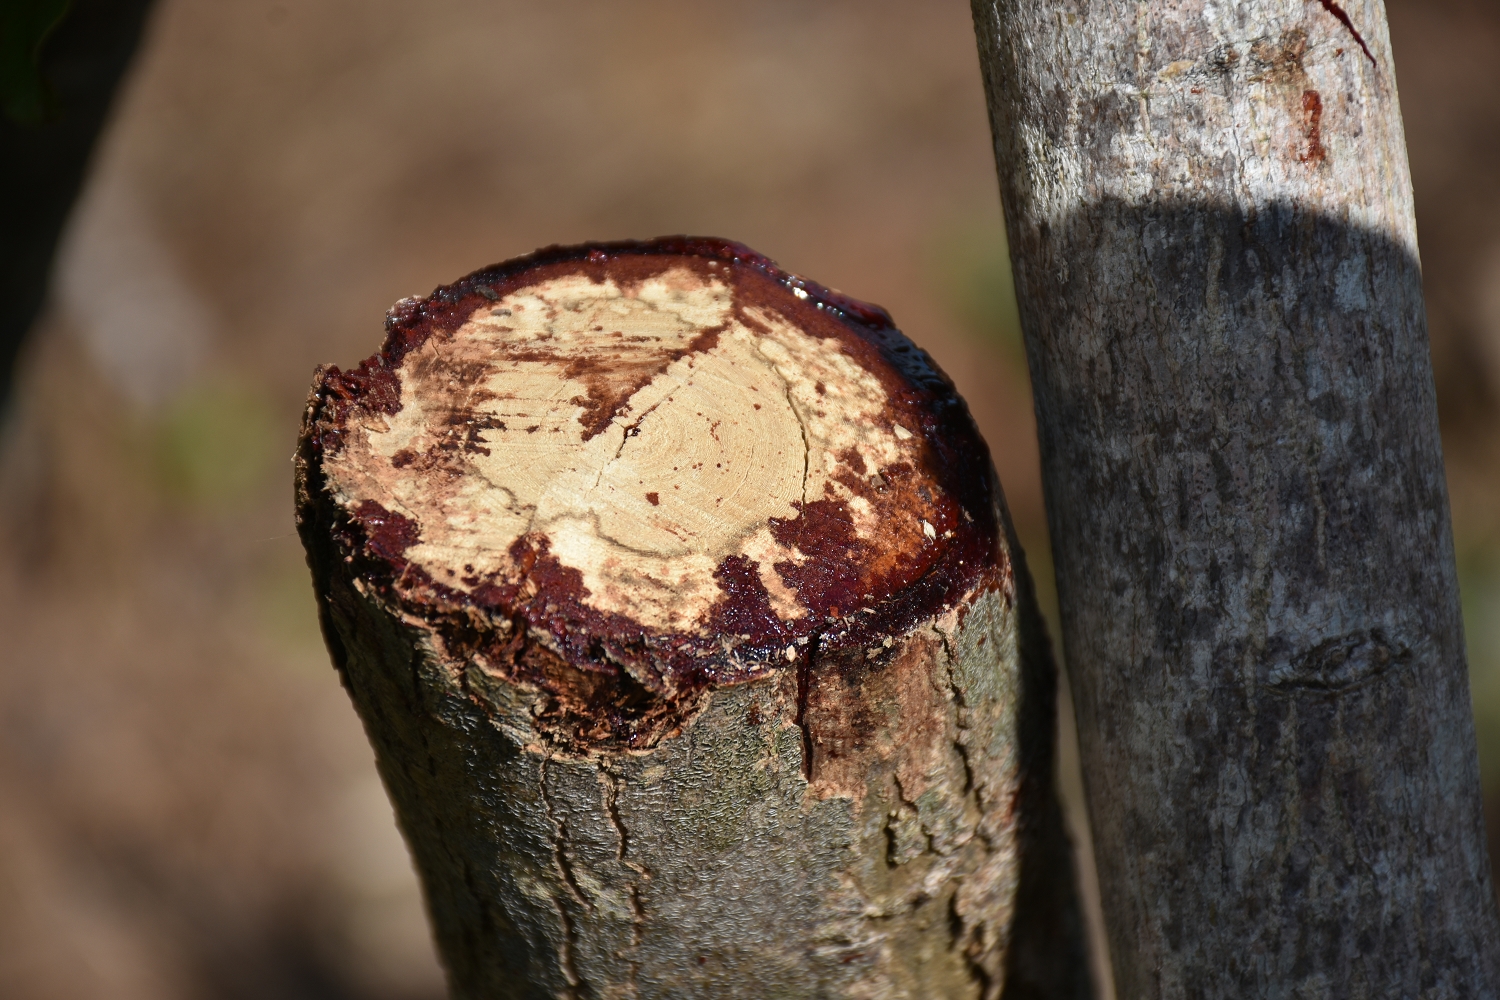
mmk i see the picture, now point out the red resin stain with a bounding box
[1300,90,1327,165]
[303,237,1006,749]
[1312,0,1377,69]
[354,500,420,564]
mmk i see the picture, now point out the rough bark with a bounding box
[295,238,1089,999]
[971,1,1500,997]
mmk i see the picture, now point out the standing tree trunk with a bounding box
[971,0,1500,996]
[295,238,1089,999]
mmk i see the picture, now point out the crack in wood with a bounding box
[539,761,591,910]
[597,390,677,490]
[539,757,592,999]
[794,634,818,782]
[1312,0,1377,68]
[777,364,813,506]
[597,765,645,997]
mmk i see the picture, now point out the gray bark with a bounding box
[300,548,1065,999]
[971,0,1500,996]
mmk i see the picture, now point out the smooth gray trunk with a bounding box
[971,0,1500,996]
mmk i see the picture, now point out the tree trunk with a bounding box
[294,238,1089,999]
[971,0,1500,996]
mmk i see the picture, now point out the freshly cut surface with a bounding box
[304,237,998,747]
[295,238,1087,999]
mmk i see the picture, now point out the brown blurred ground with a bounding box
[0,2,1495,998]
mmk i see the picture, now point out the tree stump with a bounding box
[295,238,1086,999]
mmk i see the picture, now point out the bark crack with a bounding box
[540,758,593,910]
[539,757,590,999]
[406,646,443,780]
[597,765,646,995]
[793,631,821,782]
[888,772,936,861]
[931,624,979,801]
[1312,0,1377,68]
[948,888,995,999]
[553,900,583,1000]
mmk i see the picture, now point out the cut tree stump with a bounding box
[294,238,1088,1000]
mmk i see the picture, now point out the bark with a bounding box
[295,238,1089,999]
[970,1,1500,997]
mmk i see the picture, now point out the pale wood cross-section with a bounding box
[296,238,1089,999]
[325,264,915,636]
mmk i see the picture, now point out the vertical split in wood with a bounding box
[296,239,1089,998]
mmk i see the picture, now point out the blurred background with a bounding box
[0,1,1495,998]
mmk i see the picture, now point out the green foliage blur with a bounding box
[150,382,279,509]
[1463,546,1500,788]
[929,219,1026,371]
